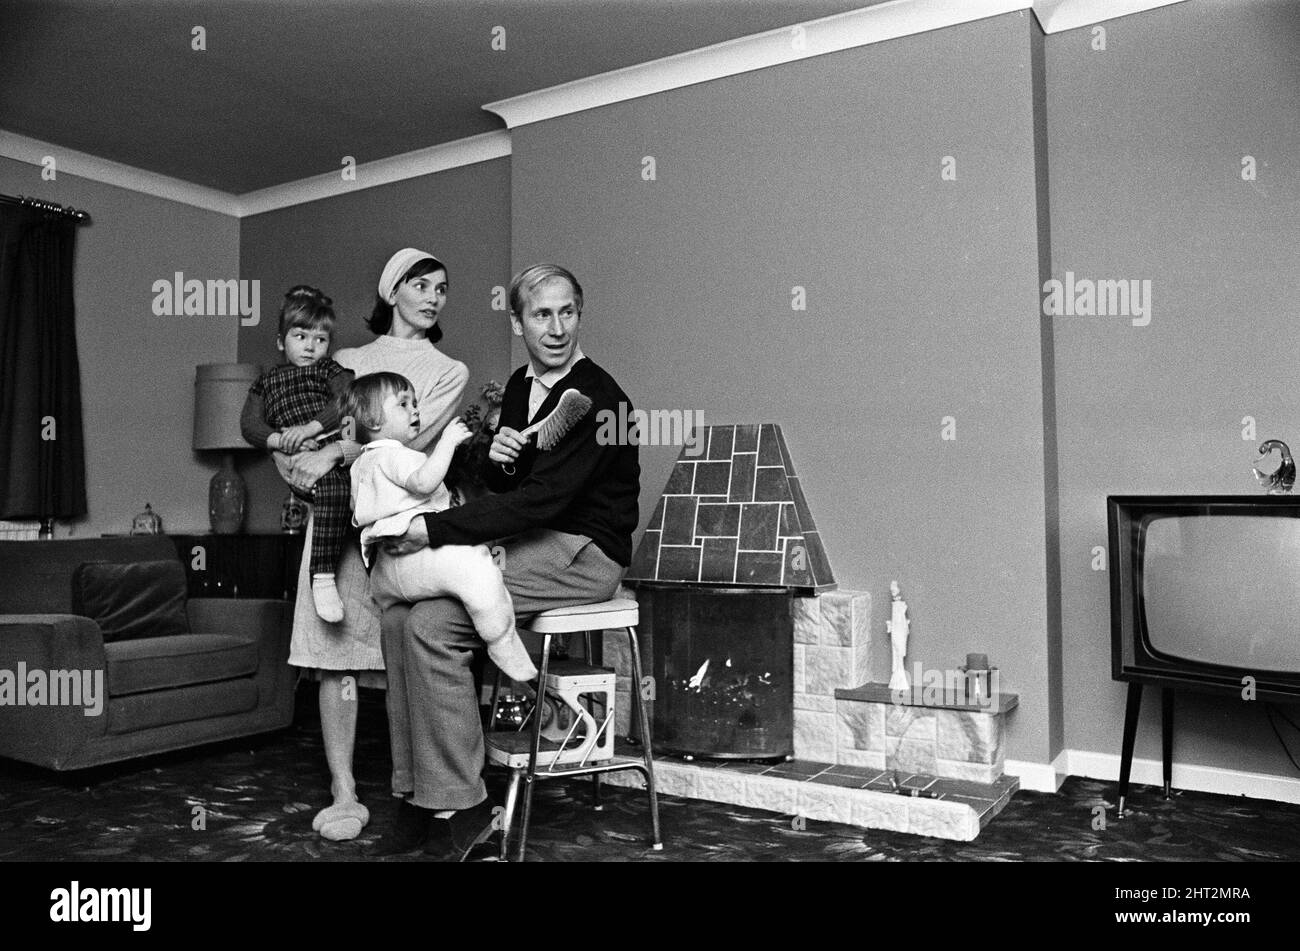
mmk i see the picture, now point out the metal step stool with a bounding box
[486,598,661,862]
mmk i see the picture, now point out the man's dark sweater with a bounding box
[422,357,640,566]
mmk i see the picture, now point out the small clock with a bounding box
[130,503,163,535]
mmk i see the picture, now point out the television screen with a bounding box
[1141,514,1300,673]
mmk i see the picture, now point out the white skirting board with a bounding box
[1004,756,1068,793]
[1006,750,1300,805]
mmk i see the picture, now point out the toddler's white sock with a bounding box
[312,573,344,623]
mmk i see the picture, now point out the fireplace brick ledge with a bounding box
[600,755,1018,841]
[837,682,1019,715]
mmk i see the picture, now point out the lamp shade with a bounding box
[193,363,260,450]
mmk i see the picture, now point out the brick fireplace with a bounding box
[598,423,1018,840]
[624,423,833,759]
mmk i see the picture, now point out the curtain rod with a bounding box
[0,193,90,223]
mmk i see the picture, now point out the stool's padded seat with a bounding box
[528,599,639,633]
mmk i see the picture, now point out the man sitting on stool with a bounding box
[371,263,640,860]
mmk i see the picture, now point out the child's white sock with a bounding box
[486,635,539,683]
[312,573,344,623]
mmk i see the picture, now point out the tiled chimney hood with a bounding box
[625,424,836,594]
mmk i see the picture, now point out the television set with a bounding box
[1109,495,1300,702]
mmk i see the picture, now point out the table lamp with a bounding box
[193,363,260,534]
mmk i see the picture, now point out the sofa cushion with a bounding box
[107,678,260,735]
[72,559,190,643]
[0,536,178,614]
[105,633,259,697]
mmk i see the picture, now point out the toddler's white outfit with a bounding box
[350,438,537,681]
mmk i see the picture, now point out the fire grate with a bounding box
[643,585,793,759]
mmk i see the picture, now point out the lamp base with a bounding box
[209,453,246,534]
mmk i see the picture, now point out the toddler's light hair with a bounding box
[340,371,414,444]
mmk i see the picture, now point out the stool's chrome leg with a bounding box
[591,773,603,811]
[584,630,593,664]
[500,769,523,862]
[488,668,504,731]
[626,625,661,850]
[519,633,551,862]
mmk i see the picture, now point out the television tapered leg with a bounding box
[1161,688,1174,799]
[1118,682,1142,816]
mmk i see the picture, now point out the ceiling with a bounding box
[0,0,883,194]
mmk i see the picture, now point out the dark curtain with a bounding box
[0,204,87,520]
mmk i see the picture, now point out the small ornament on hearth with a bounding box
[887,580,910,692]
[130,503,163,535]
[959,652,997,704]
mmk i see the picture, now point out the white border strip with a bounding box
[484,0,1030,129]
[1066,748,1300,806]
[484,0,1194,128]
[0,129,238,215]
[1010,749,1300,805]
[236,131,512,217]
[1033,0,1189,34]
[0,129,512,218]
[1006,755,1068,793]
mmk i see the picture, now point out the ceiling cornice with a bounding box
[236,131,512,218]
[0,129,513,219]
[1033,0,1188,34]
[0,129,238,215]
[485,0,1030,130]
[483,0,1191,129]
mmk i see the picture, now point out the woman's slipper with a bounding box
[313,801,370,841]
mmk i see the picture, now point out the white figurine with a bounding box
[886,580,910,692]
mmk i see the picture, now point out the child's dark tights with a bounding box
[296,467,351,575]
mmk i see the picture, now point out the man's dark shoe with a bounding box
[429,797,498,862]
[422,815,452,856]
[366,800,434,856]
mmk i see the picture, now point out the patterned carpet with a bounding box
[2,685,1298,862]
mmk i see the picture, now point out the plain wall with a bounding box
[237,157,513,531]
[0,155,239,537]
[510,10,1059,763]
[1049,0,1300,774]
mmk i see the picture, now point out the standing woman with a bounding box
[277,249,468,841]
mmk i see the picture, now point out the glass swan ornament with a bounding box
[1252,439,1295,494]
